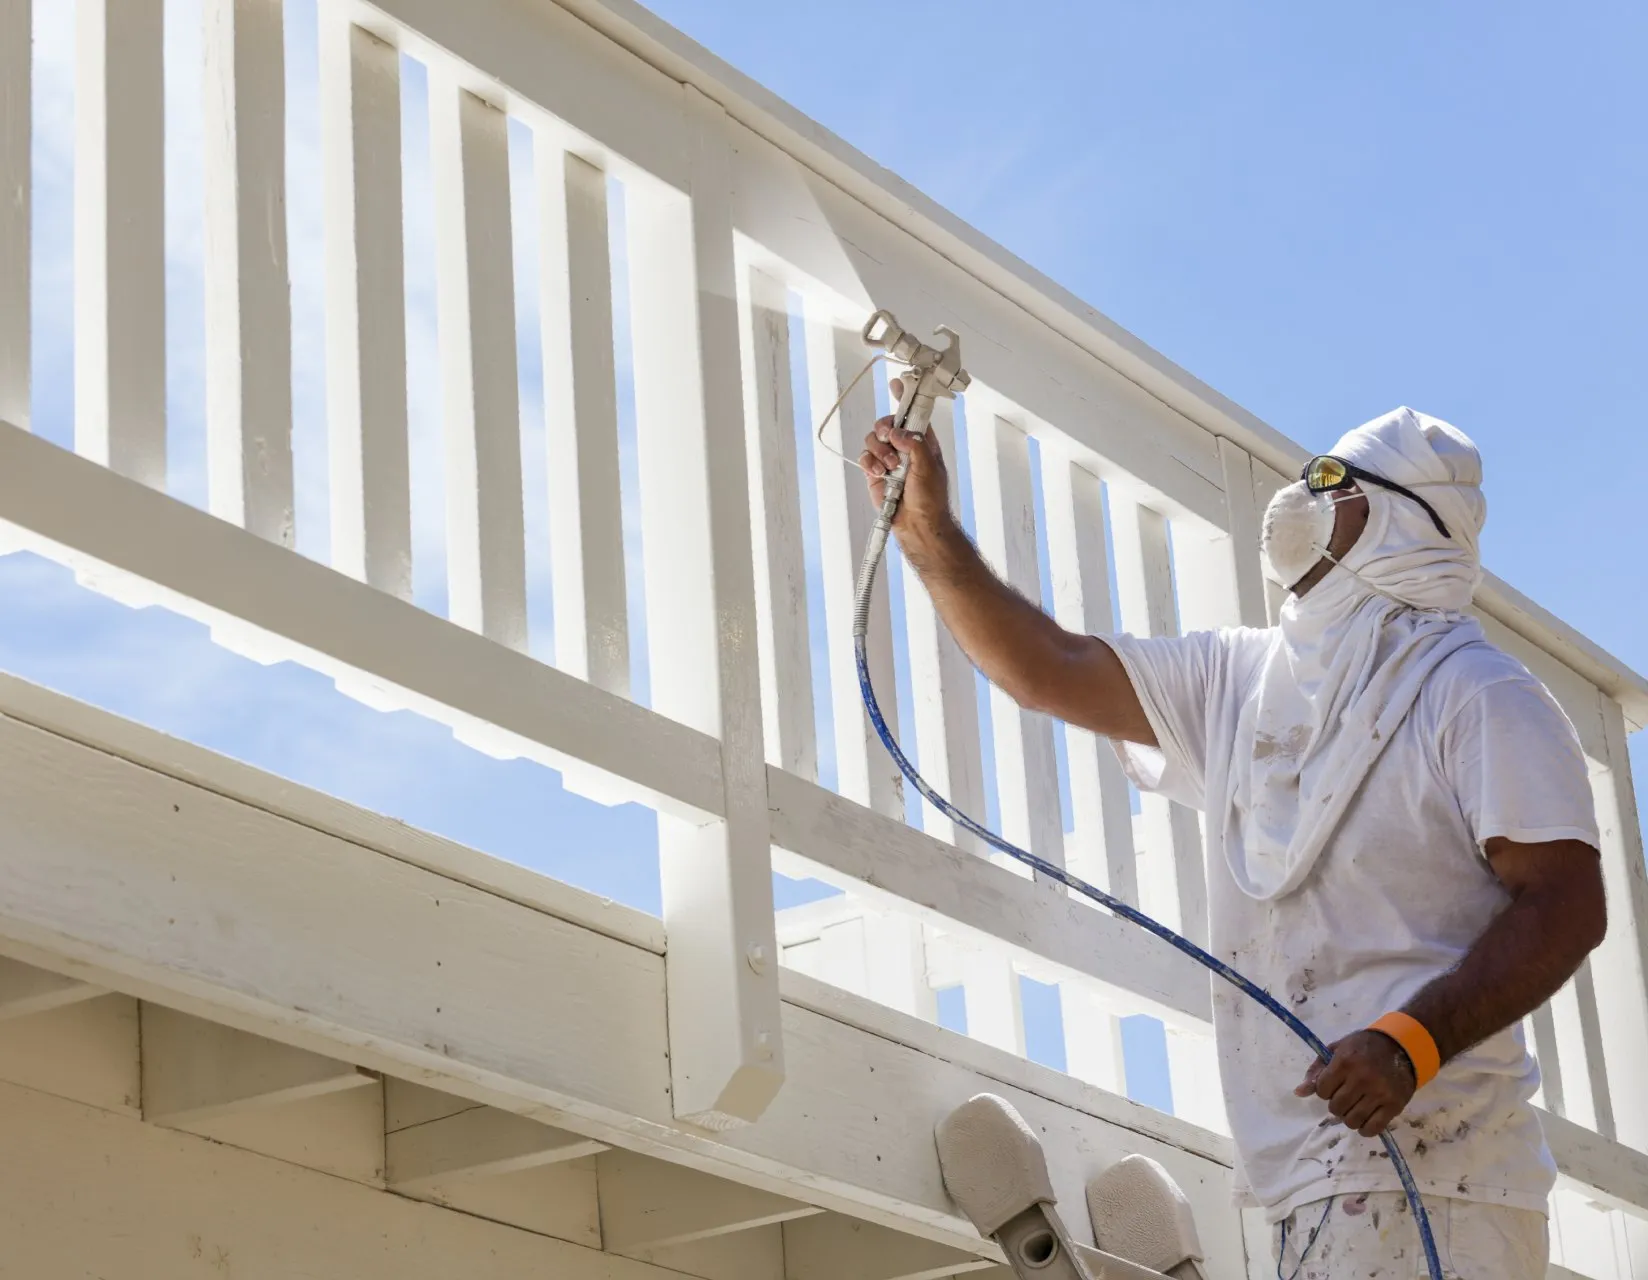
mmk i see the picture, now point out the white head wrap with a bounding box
[1218,407,1491,899]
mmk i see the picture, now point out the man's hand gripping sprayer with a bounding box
[852,309,971,638]
[842,310,1446,1280]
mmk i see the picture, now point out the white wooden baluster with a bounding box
[1250,457,1290,624]
[429,74,527,649]
[961,947,1026,1057]
[203,0,294,544]
[539,147,626,692]
[1572,960,1617,1140]
[1528,1004,1567,1118]
[625,87,780,1127]
[1060,985,1127,1096]
[862,913,937,1023]
[0,0,29,431]
[320,14,411,598]
[1109,490,1209,947]
[900,396,987,854]
[1550,975,1602,1133]
[75,0,166,487]
[1588,694,1648,1156]
[1174,439,1271,633]
[965,409,1063,881]
[815,916,869,998]
[740,266,815,778]
[807,317,903,819]
[1040,451,1138,1099]
[1165,1026,1228,1135]
[1040,450,1138,904]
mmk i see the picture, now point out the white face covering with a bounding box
[1215,408,1490,900]
[1260,481,1336,588]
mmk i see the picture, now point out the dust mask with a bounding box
[1260,481,1335,588]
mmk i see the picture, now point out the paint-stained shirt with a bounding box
[1102,625,1599,1223]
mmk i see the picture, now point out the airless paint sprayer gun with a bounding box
[851,310,970,637]
[842,309,1445,1280]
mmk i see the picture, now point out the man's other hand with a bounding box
[1294,1029,1417,1138]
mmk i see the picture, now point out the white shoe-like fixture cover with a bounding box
[934,1093,1058,1237]
[1086,1154,1208,1280]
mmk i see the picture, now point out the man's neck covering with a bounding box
[1220,406,1491,900]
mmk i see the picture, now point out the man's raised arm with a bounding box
[859,404,1154,747]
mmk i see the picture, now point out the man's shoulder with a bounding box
[1421,635,1554,724]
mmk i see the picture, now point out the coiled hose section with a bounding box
[851,462,1444,1280]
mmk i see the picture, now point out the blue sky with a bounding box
[10,1,1644,1118]
[642,0,1648,787]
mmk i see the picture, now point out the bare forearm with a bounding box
[1404,880,1604,1065]
[898,517,1073,712]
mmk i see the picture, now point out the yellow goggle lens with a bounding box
[1306,456,1349,490]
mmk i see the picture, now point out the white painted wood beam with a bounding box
[767,767,1212,1025]
[1109,491,1208,949]
[1587,693,1648,1154]
[0,0,30,432]
[430,74,528,648]
[1040,450,1138,907]
[0,422,723,820]
[0,1078,679,1280]
[0,687,1634,1248]
[807,316,905,820]
[74,0,166,488]
[782,1214,994,1280]
[541,146,628,694]
[742,265,816,778]
[141,1005,375,1129]
[966,411,1063,883]
[626,88,781,1127]
[202,0,294,545]
[321,13,412,598]
[901,396,987,855]
[1544,1109,1648,1225]
[0,956,106,1020]
[387,1104,606,1193]
[599,1149,822,1253]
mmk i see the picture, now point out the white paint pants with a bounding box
[1273,1191,1548,1279]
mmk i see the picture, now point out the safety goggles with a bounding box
[1302,455,1452,540]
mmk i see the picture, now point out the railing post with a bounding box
[74,0,166,488]
[202,0,294,546]
[626,87,782,1127]
[0,0,28,432]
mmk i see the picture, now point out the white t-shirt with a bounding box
[1104,626,1600,1222]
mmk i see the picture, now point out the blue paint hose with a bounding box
[849,449,1444,1279]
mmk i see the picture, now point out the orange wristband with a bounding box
[1368,1012,1441,1089]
